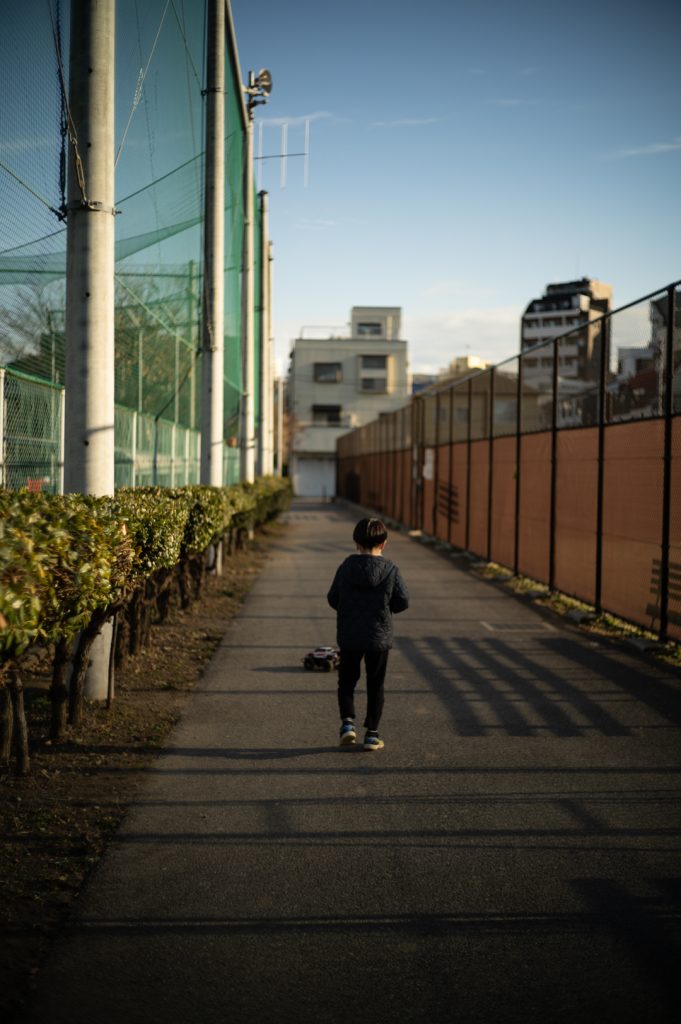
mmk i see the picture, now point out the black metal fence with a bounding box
[337,281,681,642]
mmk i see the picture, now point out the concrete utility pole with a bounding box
[64,0,116,700]
[241,108,256,482]
[200,0,225,486]
[241,70,271,482]
[276,376,284,476]
[257,191,272,475]
[64,0,115,497]
[266,239,275,474]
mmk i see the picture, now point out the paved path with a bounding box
[25,500,681,1023]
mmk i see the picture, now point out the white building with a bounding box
[288,306,410,496]
[521,277,612,381]
[520,278,612,428]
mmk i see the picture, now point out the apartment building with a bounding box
[521,277,612,379]
[288,306,409,496]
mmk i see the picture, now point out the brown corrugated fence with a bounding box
[336,282,681,642]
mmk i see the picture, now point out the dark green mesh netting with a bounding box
[0,0,254,489]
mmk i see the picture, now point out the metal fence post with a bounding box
[448,386,455,546]
[514,355,522,575]
[390,413,397,519]
[658,285,675,640]
[487,367,495,562]
[58,386,65,494]
[549,337,559,590]
[465,378,472,551]
[131,410,137,488]
[433,391,440,537]
[594,318,608,613]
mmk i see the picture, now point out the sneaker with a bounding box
[339,721,356,746]
[363,732,385,751]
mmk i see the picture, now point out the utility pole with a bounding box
[241,70,271,482]
[64,0,116,700]
[187,259,197,430]
[200,0,225,487]
[276,376,284,476]
[241,106,256,482]
[64,0,115,497]
[257,190,272,475]
[267,239,275,474]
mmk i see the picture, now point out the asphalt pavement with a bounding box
[24,499,681,1023]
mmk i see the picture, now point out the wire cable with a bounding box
[46,0,88,208]
[115,0,171,170]
[0,158,63,219]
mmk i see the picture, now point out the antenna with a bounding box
[252,120,311,188]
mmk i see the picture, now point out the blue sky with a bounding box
[232,0,681,374]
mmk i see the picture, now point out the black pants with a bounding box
[337,648,389,732]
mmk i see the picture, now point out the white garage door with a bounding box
[294,457,336,498]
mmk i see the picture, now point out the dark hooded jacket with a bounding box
[327,555,409,651]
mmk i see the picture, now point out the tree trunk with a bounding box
[49,636,71,743]
[190,552,205,601]
[114,605,130,668]
[141,578,155,646]
[129,588,144,656]
[9,668,30,775]
[0,675,13,766]
[178,558,192,610]
[68,609,107,725]
[155,568,174,623]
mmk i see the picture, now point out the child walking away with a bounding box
[327,517,409,750]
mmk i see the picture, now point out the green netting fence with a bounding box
[0,0,253,490]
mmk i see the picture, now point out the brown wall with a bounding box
[669,418,681,641]
[335,399,680,641]
[449,442,469,549]
[435,444,451,542]
[468,440,490,558]
[601,420,665,632]
[490,436,516,568]
[554,428,598,602]
[518,431,552,585]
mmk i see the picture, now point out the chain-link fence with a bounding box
[0,367,205,491]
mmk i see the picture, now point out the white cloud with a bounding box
[403,306,524,373]
[611,136,681,159]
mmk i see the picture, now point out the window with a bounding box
[361,354,387,370]
[312,404,342,425]
[360,378,387,393]
[357,322,382,336]
[313,362,342,383]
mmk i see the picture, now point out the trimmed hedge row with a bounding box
[0,476,292,772]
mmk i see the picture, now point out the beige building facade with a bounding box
[288,306,410,496]
[521,277,612,381]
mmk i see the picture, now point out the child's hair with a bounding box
[353,517,388,550]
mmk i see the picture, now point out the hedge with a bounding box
[0,476,292,772]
